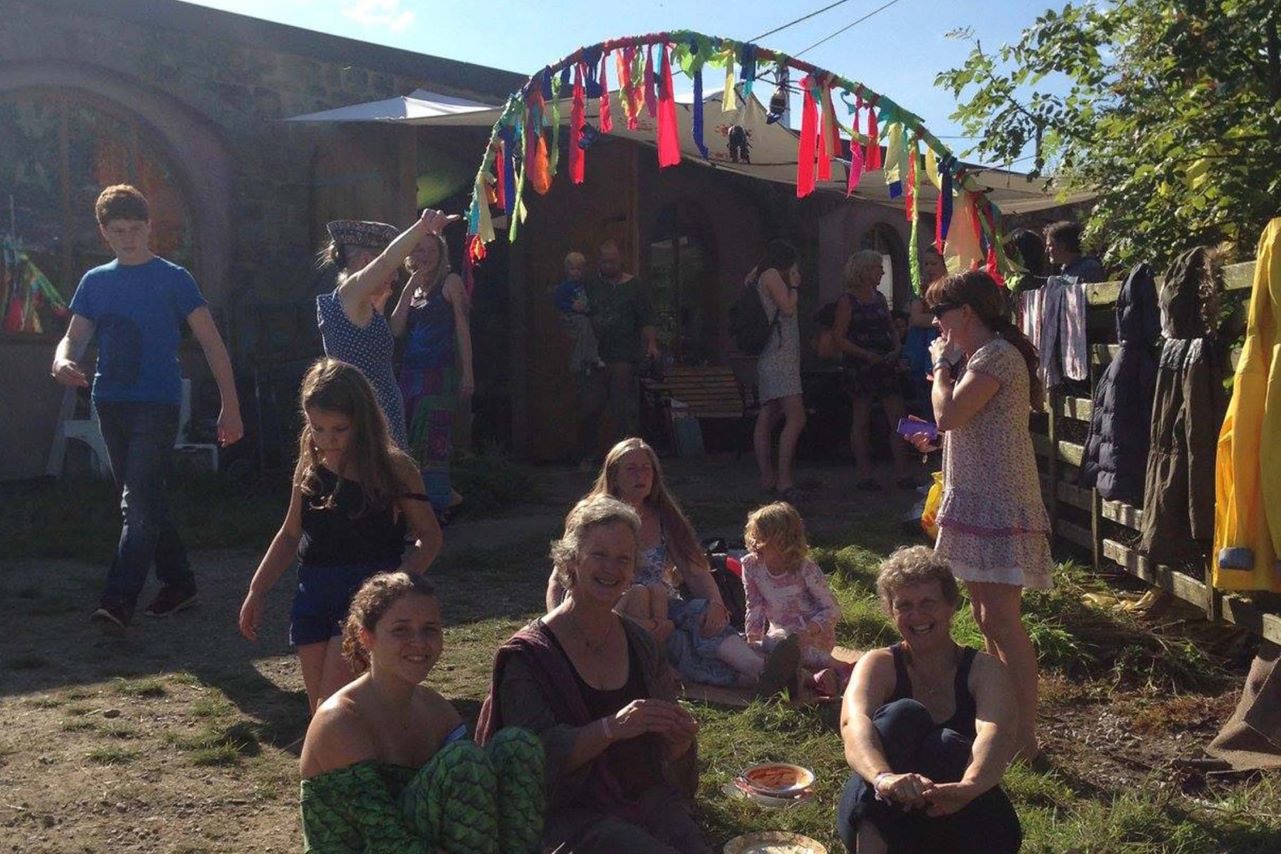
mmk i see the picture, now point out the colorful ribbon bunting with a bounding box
[644,46,657,118]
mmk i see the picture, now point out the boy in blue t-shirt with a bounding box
[554,250,604,373]
[52,184,243,633]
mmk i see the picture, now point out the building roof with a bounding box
[31,0,526,101]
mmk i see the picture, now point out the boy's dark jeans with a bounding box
[95,402,193,607]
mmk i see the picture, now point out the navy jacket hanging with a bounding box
[1079,262,1160,505]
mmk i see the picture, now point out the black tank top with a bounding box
[888,643,979,740]
[297,466,410,567]
[543,620,663,798]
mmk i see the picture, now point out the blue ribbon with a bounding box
[540,67,553,101]
[739,44,757,96]
[582,46,603,98]
[693,62,708,159]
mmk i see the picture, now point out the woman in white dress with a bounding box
[750,240,806,498]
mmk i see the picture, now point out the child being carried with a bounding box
[553,250,605,374]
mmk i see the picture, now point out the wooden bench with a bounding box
[640,363,759,455]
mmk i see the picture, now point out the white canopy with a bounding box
[285,88,1090,215]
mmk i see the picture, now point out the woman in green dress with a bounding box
[299,572,544,853]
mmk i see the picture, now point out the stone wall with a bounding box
[0,0,518,479]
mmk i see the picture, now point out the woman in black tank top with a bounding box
[837,546,1022,853]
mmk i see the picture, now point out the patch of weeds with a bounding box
[86,746,138,765]
[168,672,202,686]
[113,676,167,698]
[63,688,93,701]
[191,695,235,719]
[28,695,63,709]
[103,724,139,740]
[6,653,52,670]
[167,720,261,766]
[64,705,94,717]
[59,719,97,733]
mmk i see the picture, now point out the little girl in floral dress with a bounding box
[741,501,847,695]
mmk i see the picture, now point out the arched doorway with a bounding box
[0,87,197,335]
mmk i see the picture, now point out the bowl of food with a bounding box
[723,830,827,854]
[737,763,816,797]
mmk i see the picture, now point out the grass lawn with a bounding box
[3,468,1279,852]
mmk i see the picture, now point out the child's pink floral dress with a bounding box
[741,554,840,670]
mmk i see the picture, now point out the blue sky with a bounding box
[183,0,1055,162]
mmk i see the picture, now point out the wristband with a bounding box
[873,771,893,798]
[600,716,615,741]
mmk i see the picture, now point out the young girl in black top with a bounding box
[239,357,442,713]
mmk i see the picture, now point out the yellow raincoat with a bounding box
[1213,217,1281,591]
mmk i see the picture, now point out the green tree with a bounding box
[937,1,1281,268]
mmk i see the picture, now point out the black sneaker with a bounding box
[143,584,199,617]
[91,599,133,635]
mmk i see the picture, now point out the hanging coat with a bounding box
[1079,262,1160,505]
[1214,217,1281,592]
[1138,247,1228,565]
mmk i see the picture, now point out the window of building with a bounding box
[0,89,195,335]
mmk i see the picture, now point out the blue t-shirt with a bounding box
[554,279,587,314]
[68,257,206,404]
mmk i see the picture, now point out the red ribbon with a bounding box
[845,137,864,197]
[865,102,882,170]
[796,75,819,198]
[599,51,613,133]
[569,62,586,185]
[934,187,945,253]
[656,44,681,167]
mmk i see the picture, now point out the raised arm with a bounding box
[930,346,1000,432]
[52,314,95,387]
[187,305,243,445]
[338,209,457,316]
[388,269,424,338]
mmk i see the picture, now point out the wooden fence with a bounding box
[1028,260,1281,645]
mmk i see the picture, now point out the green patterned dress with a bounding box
[299,728,544,853]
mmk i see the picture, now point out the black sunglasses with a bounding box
[929,301,962,318]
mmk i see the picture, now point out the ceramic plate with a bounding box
[723,830,827,854]
[725,780,814,808]
[739,763,816,796]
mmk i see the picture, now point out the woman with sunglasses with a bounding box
[913,269,1052,760]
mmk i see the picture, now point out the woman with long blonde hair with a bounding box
[238,358,443,712]
[547,438,800,693]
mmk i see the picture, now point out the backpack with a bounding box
[702,537,747,631]
[729,277,779,356]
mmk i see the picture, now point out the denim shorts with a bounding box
[290,561,398,647]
